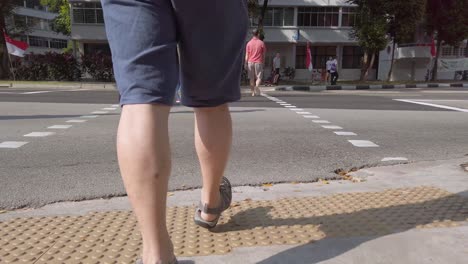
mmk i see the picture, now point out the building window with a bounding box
[342,46,362,69]
[12,0,25,7]
[297,7,339,27]
[29,36,49,47]
[25,0,47,11]
[295,46,336,69]
[341,7,357,27]
[13,15,27,28]
[251,7,295,27]
[72,2,104,24]
[50,39,68,49]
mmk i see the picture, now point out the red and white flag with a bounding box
[305,41,313,72]
[430,36,437,58]
[3,31,29,57]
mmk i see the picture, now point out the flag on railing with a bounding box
[3,31,29,57]
[306,41,313,72]
[430,36,437,58]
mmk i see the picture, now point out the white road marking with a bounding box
[91,111,108,114]
[322,125,343,130]
[102,108,117,110]
[276,101,286,104]
[297,112,311,115]
[303,115,320,119]
[348,140,379,147]
[48,125,72,129]
[312,120,331,124]
[394,99,468,113]
[24,132,55,137]
[80,115,98,118]
[290,108,304,111]
[334,131,357,136]
[285,106,296,108]
[112,104,120,107]
[66,120,87,123]
[21,91,53,94]
[381,157,408,162]
[0,141,29,148]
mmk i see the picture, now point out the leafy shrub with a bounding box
[81,52,114,82]
[13,52,81,81]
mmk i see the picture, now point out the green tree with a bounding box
[426,0,468,81]
[0,0,15,79]
[385,0,426,81]
[348,0,389,80]
[40,0,70,35]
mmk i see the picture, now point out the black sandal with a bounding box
[193,177,232,229]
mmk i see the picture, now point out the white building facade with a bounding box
[7,0,70,54]
[68,0,465,81]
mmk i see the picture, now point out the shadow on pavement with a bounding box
[213,190,468,264]
[171,109,265,114]
[0,114,119,120]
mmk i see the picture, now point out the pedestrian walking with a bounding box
[272,52,281,85]
[330,57,339,85]
[245,29,266,96]
[101,1,248,263]
[326,57,333,84]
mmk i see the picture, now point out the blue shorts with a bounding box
[101,0,248,107]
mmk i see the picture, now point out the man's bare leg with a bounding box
[117,104,174,264]
[255,76,262,96]
[194,104,232,221]
[250,78,256,96]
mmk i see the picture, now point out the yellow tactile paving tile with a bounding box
[0,186,467,263]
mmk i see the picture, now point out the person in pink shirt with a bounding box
[245,29,266,96]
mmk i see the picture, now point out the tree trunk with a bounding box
[257,0,268,40]
[431,39,442,81]
[463,40,468,81]
[364,52,376,81]
[360,51,369,81]
[387,40,396,82]
[0,13,11,80]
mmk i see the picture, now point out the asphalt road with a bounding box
[1,87,467,209]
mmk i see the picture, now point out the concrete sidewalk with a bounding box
[1,158,467,264]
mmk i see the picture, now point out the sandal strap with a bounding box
[199,201,224,215]
[199,177,232,215]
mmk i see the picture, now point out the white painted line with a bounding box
[280,104,291,106]
[285,106,296,108]
[312,120,331,124]
[91,111,108,114]
[394,99,468,113]
[66,119,87,123]
[112,104,120,107]
[102,108,117,110]
[381,157,408,162]
[0,141,29,148]
[276,101,285,104]
[290,108,304,111]
[21,91,53,94]
[334,131,357,136]
[303,115,320,119]
[322,125,343,130]
[24,132,55,137]
[348,140,379,147]
[414,99,468,102]
[297,112,311,115]
[80,115,98,118]
[66,89,91,92]
[48,125,72,129]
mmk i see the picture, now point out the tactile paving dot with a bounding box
[0,187,467,263]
